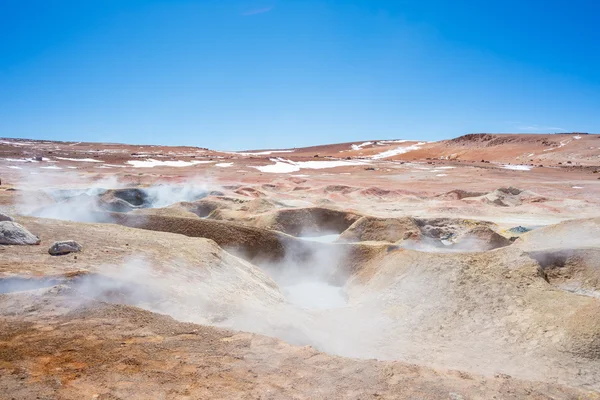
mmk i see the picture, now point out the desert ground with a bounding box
[1,133,600,399]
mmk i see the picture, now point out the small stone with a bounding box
[48,240,82,256]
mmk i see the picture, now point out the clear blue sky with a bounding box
[1,0,599,150]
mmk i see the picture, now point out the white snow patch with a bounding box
[0,140,34,146]
[7,166,22,170]
[126,159,214,168]
[3,158,38,163]
[56,157,103,163]
[436,174,448,177]
[215,162,233,168]
[40,165,63,170]
[527,153,535,157]
[254,159,300,173]
[351,141,373,150]
[234,149,296,156]
[377,140,411,145]
[574,136,582,140]
[572,186,584,189]
[502,164,532,171]
[370,142,427,159]
[253,158,368,174]
[544,139,571,152]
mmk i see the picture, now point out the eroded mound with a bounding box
[339,216,421,242]
[251,207,362,236]
[339,216,508,252]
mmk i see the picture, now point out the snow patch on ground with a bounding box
[215,162,233,168]
[350,142,373,150]
[370,142,427,159]
[3,158,38,163]
[377,140,411,145]
[234,149,296,156]
[0,140,34,146]
[56,157,103,163]
[253,158,368,173]
[40,165,63,170]
[502,165,533,171]
[126,159,214,168]
[7,166,22,169]
[572,186,584,189]
[543,139,571,152]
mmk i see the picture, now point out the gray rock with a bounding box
[0,221,40,245]
[0,212,14,222]
[48,240,82,256]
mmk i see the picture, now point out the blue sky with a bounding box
[1,0,599,150]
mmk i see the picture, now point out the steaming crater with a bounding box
[31,185,212,221]
[298,234,340,243]
[283,281,347,309]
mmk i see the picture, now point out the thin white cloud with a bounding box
[516,124,567,132]
[242,6,274,15]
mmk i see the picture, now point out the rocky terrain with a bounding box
[1,135,600,399]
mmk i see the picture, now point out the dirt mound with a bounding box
[0,216,284,314]
[96,212,328,263]
[323,185,358,194]
[235,186,266,197]
[101,188,149,206]
[562,302,600,360]
[130,204,201,219]
[359,187,400,198]
[1,298,593,400]
[339,217,499,248]
[174,196,251,218]
[415,217,492,239]
[529,248,600,295]
[251,207,362,236]
[339,216,421,243]
[438,189,487,200]
[517,217,600,250]
[346,244,600,382]
[454,226,512,251]
[476,187,547,207]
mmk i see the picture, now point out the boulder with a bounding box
[0,212,14,222]
[0,221,40,245]
[48,240,83,256]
